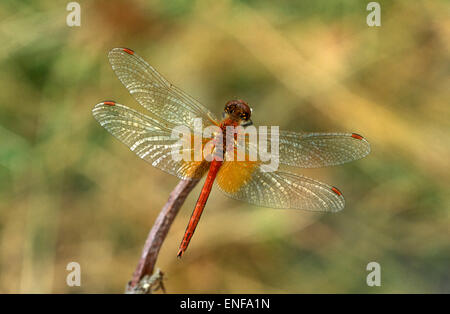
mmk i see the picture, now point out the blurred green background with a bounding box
[0,0,448,293]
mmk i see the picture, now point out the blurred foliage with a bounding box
[0,0,448,293]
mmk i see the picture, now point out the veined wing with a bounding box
[215,160,345,212]
[272,131,370,168]
[108,47,219,128]
[92,101,210,180]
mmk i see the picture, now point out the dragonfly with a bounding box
[92,48,370,258]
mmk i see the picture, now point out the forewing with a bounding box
[92,101,210,180]
[275,131,370,168]
[216,161,345,212]
[108,48,219,128]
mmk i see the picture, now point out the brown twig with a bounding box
[126,178,199,293]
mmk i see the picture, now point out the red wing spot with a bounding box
[122,48,134,55]
[331,186,342,196]
[103,101,116,106]
[351,133,364,140]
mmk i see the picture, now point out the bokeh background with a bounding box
[0,0,448,293]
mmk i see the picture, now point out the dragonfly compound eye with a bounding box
[225,104,236,113]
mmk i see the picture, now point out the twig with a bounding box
[126,178,199,293]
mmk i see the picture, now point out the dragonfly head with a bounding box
[224,99,252,126]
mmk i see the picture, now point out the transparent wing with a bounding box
[272,131,371,168]
[216,161,345,212]
[92,101,210,180]
[108,48,219,128]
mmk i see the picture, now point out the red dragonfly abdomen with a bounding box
[177,159,223,257]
